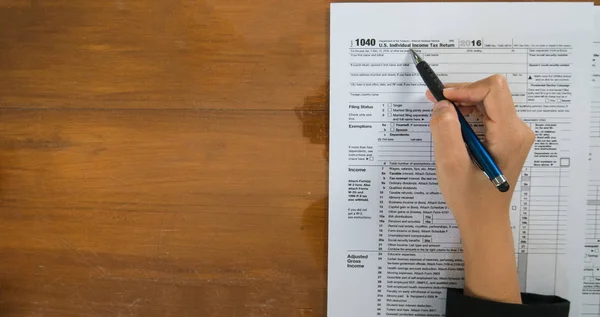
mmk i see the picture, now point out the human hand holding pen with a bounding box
[426,75,535,304]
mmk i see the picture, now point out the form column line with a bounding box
[554,165,562,294]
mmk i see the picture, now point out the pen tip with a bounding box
[409,49,422,65]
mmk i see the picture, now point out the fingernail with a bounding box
[433,100,450,111]
[443,87,455,91]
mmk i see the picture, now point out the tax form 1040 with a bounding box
[328,3,593,317]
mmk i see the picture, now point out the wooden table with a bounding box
[0,1,327,315]
[0,0,593,316]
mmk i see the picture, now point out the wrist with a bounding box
[453,205,511,240]
[457,212,522,304]
[459,214,513,252]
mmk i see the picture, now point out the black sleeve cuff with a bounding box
[445,288,570,317]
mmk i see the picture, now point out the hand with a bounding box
[426,74,534,228]
[426,75,534,304]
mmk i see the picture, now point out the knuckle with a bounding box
[438,110,456,124]
[510,122,535,154]
[466,89,476,102]
[518,121,535,143]
[524,128,535,148]
[430,111,461,140]
[525,127,535,144]
[430,112,456,133]
[490,74,508,88]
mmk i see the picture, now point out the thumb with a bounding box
[430,100,470,168]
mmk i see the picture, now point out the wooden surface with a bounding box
[0,0,594,316]
[0,0,328,315]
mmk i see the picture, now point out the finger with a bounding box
[458,106,474,116]
[425,90,436,102]
[427,92,479,111]
[430,100,470,170]
[426,83,468,103]
[443,75,515,122]
[442,78,496,102]
[442,83,469,89]
[425,90,474,115]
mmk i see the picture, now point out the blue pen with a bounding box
[409,49,510,193]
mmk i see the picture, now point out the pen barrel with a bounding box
[415,61,446,101]
[456,112,503,180]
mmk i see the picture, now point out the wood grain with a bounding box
[0,109,328,316]
[0,0,331,314]
[0,1,328,110]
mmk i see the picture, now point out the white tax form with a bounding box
[329,3,593,317]
[581,7,600,317]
